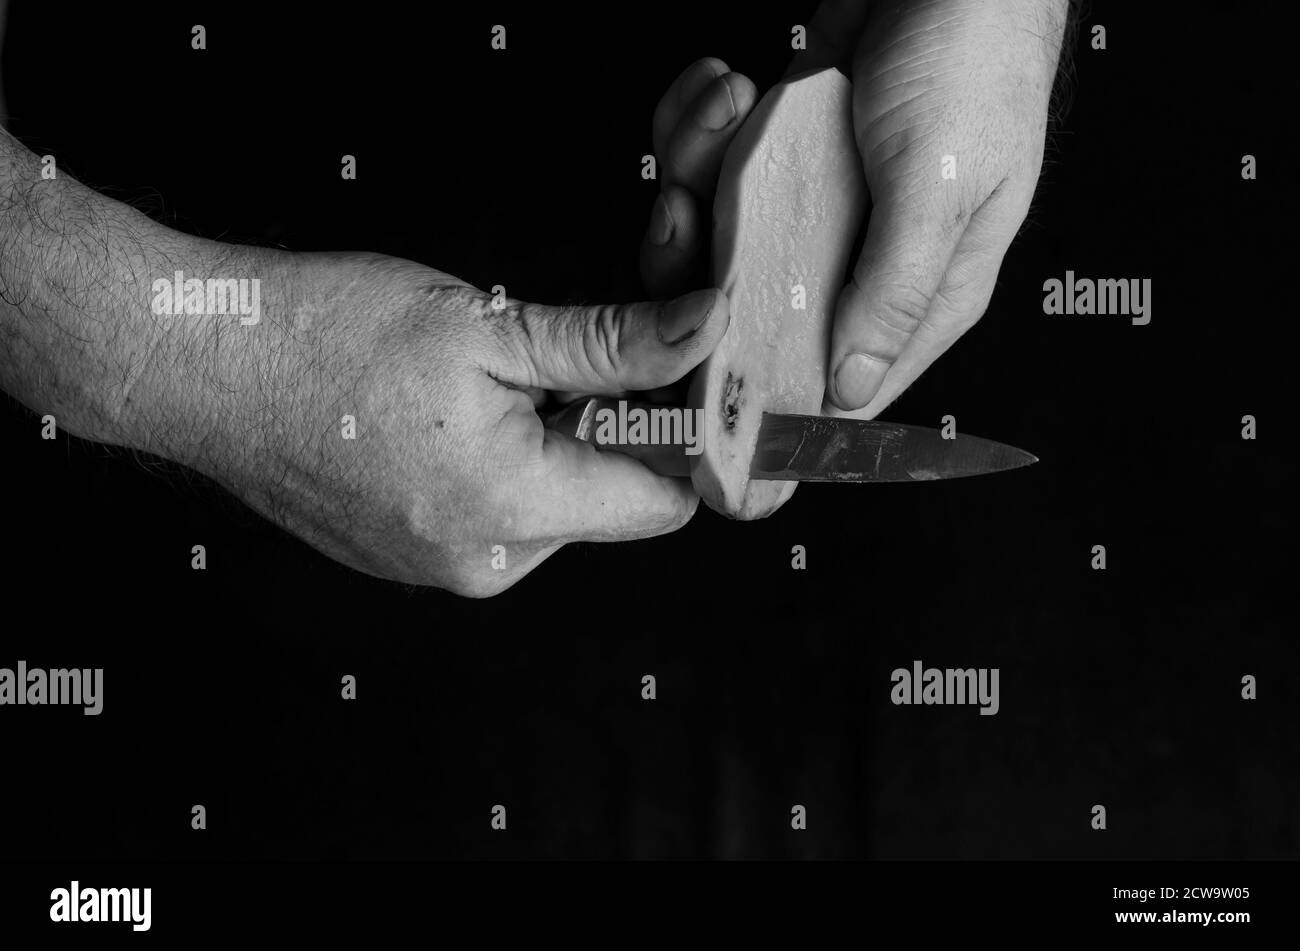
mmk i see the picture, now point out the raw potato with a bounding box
[689,68,867,519]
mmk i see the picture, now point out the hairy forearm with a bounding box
[0,129,303,474]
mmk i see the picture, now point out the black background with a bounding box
[0,0,1294,863]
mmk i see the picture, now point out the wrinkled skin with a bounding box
[216,254,730,597]
[641,0,1070,424]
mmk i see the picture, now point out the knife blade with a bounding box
[545,397,1037,482]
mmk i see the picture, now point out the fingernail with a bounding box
[649,194,674,246]
[659,289,716,345]
[834,352,889,408]
[700,81,736,131]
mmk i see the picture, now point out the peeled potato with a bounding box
[689,68,867,519]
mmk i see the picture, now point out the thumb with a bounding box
[827,197,965,411]
[499,287,729,394]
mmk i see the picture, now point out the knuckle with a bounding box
[500,300,551,386]
[870,283,932,336]
[663,144,700,188]
[581,303,629,382]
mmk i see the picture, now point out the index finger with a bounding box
[518,414,700,545]
[654,57,730,160]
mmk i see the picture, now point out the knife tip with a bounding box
[1000,445,1038,472]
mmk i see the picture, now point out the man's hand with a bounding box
[791,0,1069,417]
[214,254,727,597]
[639,57,758,298]
[0,129,728,597]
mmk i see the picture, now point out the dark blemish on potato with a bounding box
[721,373,744,432]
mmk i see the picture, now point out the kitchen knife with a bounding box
[545,396,1037,482]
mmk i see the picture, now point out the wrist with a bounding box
[133,242,308,481]
[167,249,393,499]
